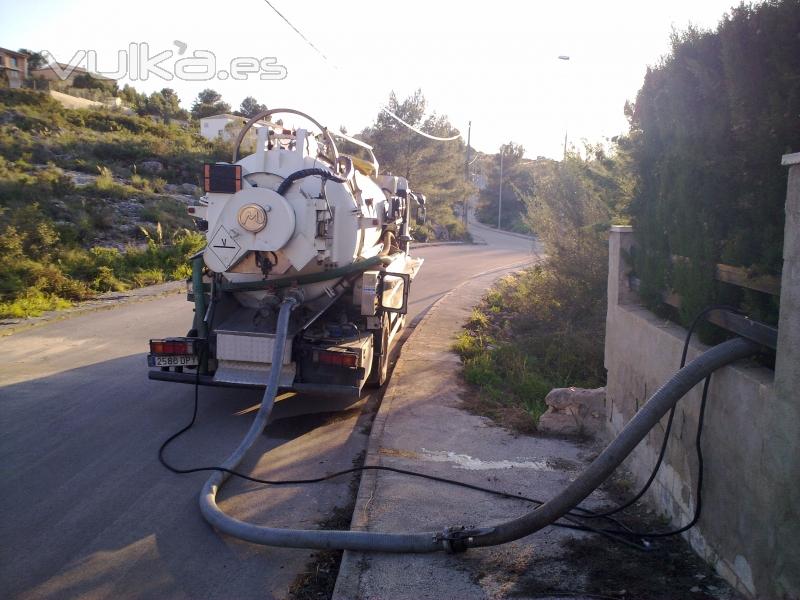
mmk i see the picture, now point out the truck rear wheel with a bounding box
[367,314,390,388]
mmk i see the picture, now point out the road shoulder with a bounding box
[0,280,185,337]
[331,262,600,599]
[332,259,742,600]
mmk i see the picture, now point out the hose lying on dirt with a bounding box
[198,297,441,551]
[199,314,759,552]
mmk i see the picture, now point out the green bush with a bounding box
[454,147,625,431]
[627,1,800,327]
[130,268,165,287]
[0,288,72,319]
[0,228,204,318]
[92,266,128,293]
[411,223,433,242]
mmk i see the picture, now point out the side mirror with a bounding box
[414,193,427,225]
[378,272,410,315]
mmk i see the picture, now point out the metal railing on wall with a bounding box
[627,256,780,350]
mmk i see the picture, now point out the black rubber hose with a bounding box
[467,336,759,549]
[276,168,346,196]
[196,331,757,552]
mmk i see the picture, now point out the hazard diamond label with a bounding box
[208,224,242,270]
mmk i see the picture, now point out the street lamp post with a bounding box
[498,148,504,229]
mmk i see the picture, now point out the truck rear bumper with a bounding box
[148,369,265,389]
[147,369,360,398]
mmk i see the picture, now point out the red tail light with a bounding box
[313,350,359,368]
[150,339,196,355]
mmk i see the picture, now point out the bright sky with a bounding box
[2,0,740,159]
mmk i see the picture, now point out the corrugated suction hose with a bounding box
[198,306,759,553]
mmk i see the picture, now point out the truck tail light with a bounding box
[313,350,359,368]
[150,339,196,355]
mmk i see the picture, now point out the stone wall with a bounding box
[602,154,800,599]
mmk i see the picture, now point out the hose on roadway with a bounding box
[198,301,760,553]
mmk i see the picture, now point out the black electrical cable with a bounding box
[579,304,744,521]
[574,374,713,540]
[159,305,752,546]
[158,347,204,468]
[158,371,647,550]
[616,374,712,538]
[573,305,755,542]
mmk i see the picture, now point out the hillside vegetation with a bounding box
[0,87,471,319]
[0,88,221,318]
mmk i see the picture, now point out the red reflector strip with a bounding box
[203,164,242,193]
[317,351,358,368]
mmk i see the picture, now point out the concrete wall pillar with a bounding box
[601,158,800,598]
[763,153,800,597]
[605,225,635,379]
[607,225,635,310]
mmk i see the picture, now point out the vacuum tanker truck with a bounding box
[147,109,425,396]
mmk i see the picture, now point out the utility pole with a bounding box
[559,55,571,161]
[463,121,471,227]
[498,148,504,229]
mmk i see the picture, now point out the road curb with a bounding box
[331,258,534,600]
[0,280,185,337]
[1,236,493,338]
[469,220,536,241]
[410,240,486,248]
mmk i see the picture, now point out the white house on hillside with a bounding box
[199,113,268,141]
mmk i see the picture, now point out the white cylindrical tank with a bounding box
[202,128,392,308]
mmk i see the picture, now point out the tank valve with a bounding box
[284,286,305,306]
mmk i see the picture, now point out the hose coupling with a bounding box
[435,526,492,553]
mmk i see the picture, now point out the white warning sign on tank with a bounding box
[208,224,242,270]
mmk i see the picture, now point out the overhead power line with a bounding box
[260,0,462,143]
[261,0,332,63]
[381,107,462,142]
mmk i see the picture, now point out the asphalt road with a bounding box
[0,222,535,600]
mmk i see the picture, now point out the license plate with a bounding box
[148,354,199,367]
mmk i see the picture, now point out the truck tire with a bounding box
[367,314,390,388]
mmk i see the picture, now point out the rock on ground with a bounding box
[538,387,606,437]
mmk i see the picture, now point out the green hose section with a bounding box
[219,254,395,293]
[191,255,209,373]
